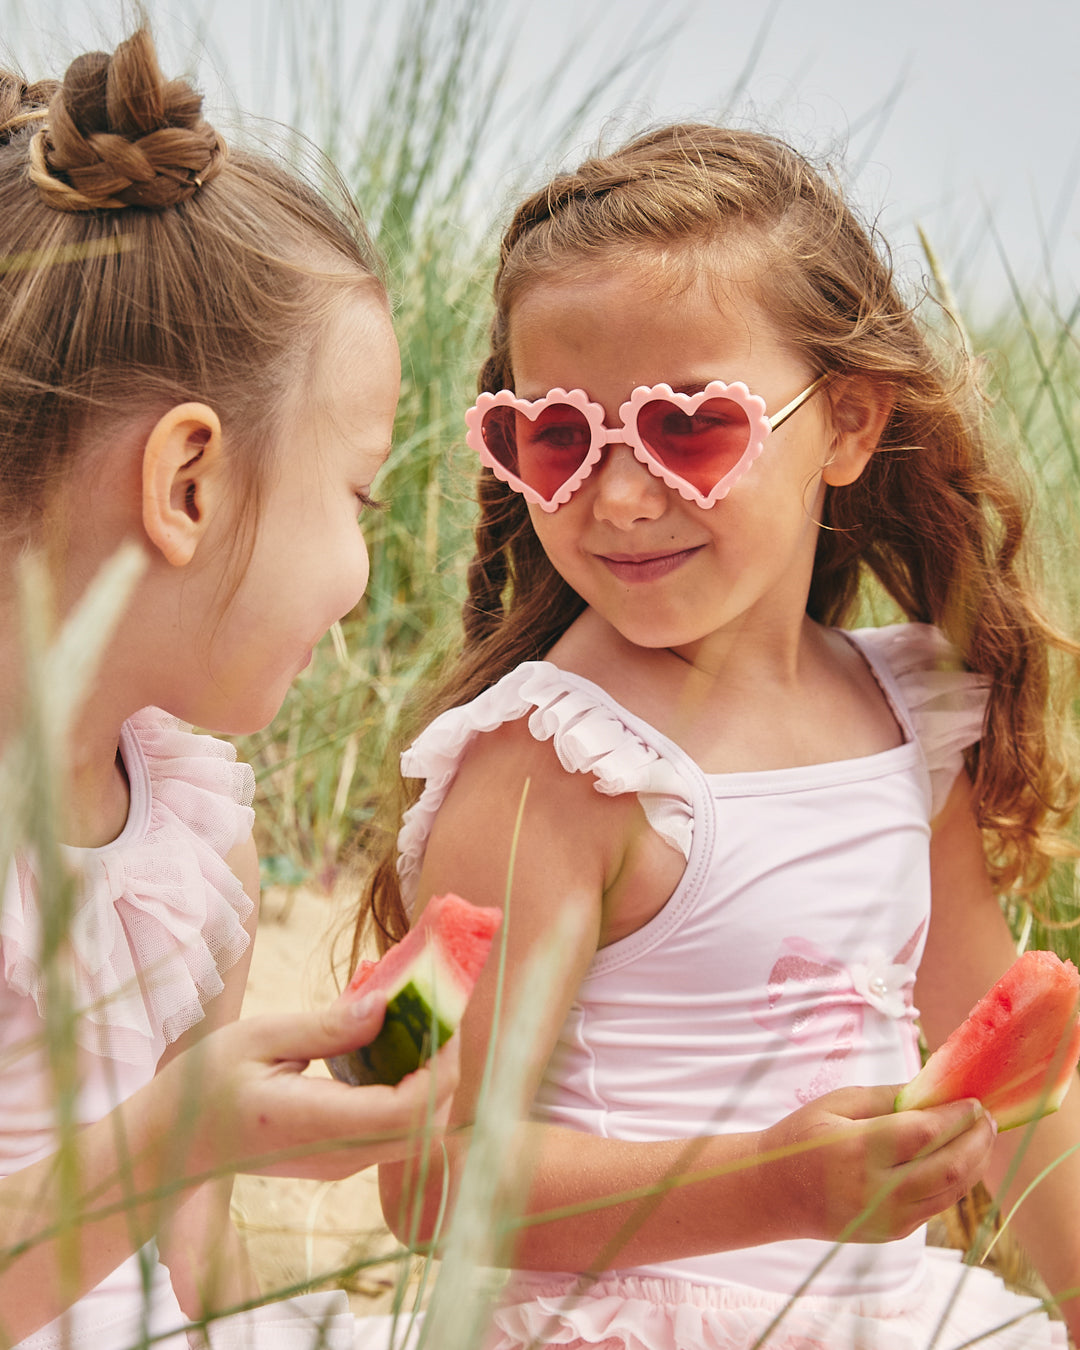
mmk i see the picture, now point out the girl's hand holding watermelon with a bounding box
[758,949,1080,1246]
[154,994,460,1182]
[756,1085,995,1244]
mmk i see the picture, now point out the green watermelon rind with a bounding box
[327,944,466,1087]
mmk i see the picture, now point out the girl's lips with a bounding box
[598,546,702,584]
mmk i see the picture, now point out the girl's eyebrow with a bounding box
[669,381,722,396]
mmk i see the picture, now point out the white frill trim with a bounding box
[853,624,990,820]
[397,663,696,914]
[0,708,255,1070]
[486,1250,1067,1350]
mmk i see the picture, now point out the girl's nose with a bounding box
[591,443,667,525]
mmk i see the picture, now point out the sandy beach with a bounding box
[233,883,424,1316]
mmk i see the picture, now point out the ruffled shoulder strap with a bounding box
[397,662,696,914]
[1,707,256,1068]
[847,624,991,819]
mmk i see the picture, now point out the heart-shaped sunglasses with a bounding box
[465,374,829,511]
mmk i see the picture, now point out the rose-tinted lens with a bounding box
[635,396,753,494]
[481,403,594,500]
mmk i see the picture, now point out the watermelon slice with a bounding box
[894,949,1080,1131]
[326,892,501,1087]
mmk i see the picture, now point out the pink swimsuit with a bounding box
[396,625,1067,1349]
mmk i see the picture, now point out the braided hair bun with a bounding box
[24,27,224,212]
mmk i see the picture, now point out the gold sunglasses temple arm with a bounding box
[768,372,831,430]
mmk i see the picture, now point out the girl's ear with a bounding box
[141,403,225,566]
[822,377,894,487]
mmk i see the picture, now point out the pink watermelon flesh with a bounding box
[895,950,1080,1131]
[345,892,500,996]
[326,893,501,1087]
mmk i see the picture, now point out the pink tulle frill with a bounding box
[1,708,255,1069]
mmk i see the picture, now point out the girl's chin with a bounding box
[606,618,704,653]
[209,686,295,738]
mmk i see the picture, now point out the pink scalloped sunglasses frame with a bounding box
[465,374,829,511]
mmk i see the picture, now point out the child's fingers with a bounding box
[889,1101,995,1209]
[318,994,391,1056]
[249,1046,461,1179]
[233,997,389,1064]
[812,1099,993,1241]
[890,1097,991,1163]
[281,1031,460,1141]
[819,1083,903,1122]
[784,1087,995,1241]
[818,1085,989,1163]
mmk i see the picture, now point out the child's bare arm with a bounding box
[409,1091,988,1266]
[920,770,1080,1341]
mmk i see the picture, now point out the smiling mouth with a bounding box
[598,546,702,584]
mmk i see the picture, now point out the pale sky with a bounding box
[4,0,1077,320]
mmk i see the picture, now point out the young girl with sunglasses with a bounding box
[0,27,459,1350]
[359,124,1080,1348]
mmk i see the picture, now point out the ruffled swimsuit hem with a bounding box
[486,1251,1066,1350]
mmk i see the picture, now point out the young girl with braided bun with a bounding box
[361,124,1080,1348]
[0,26,458,1350]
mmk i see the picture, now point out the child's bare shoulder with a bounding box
[429,692,644,877]
[450,709,617,816]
